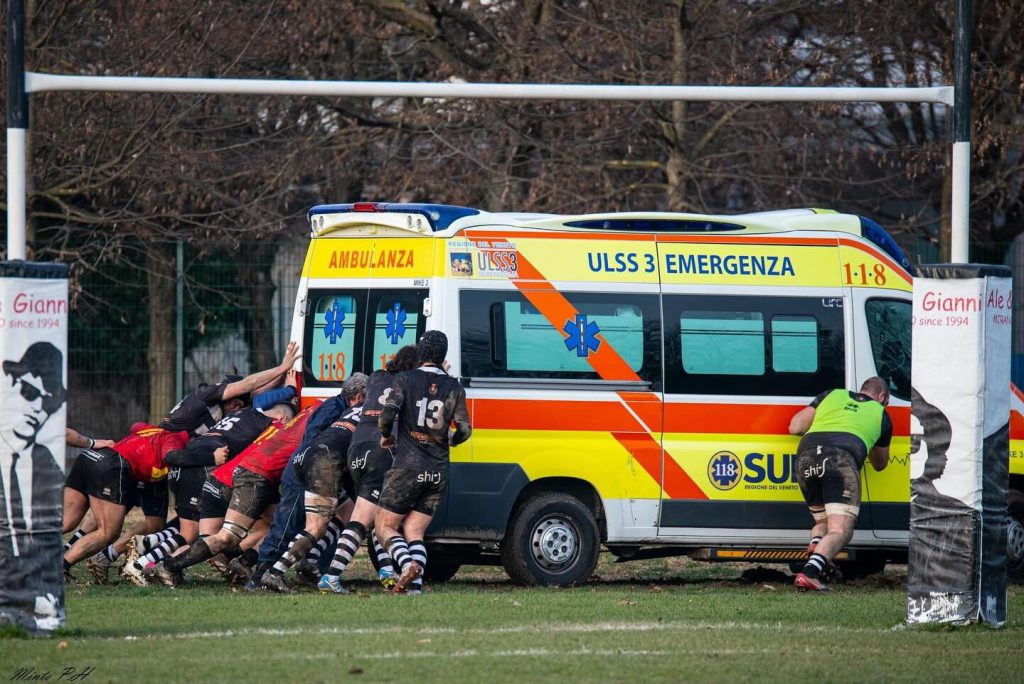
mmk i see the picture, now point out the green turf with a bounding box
[2,556,1021,683]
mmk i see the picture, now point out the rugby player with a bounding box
[375,331,471,594]
[85,342,299,581]
[260,373,367,593]
[319,345,420,595]
[153,396,322,585]
[127,391,297,585]
[788,377,891,591]
[249,374,367,589]
[62,424,188,573]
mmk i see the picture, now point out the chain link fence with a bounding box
[67,239,306,438]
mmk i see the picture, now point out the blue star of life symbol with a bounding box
[324,301,345,344]
[563,314,601,357]
[385,302,407,344]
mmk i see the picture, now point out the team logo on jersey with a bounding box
[708,451,742,491]
[563,314,601,357]
[102,487,112,497]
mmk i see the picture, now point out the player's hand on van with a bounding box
[279,340,301,371]
[213,445,229,465]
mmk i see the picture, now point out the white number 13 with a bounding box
[415,398,444,429]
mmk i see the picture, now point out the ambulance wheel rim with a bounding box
[531,516,578,569]
[1008,518,1024,563]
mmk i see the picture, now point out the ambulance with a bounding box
[289,202,1024,586]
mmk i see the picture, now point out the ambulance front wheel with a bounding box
[501,492,600,587]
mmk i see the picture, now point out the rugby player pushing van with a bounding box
[375,331,472,593]
[788,376,891,591]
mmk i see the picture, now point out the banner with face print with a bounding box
[0,261,69,634]
[908,264,1011,626]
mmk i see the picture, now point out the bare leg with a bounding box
[64,497,126,566]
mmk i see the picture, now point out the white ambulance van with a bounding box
[288,202,1024,586]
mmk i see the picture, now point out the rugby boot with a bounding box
[260,572,293,594]
[391,562,422,594]
[226,556,254,584]
[318,575,349,595]
[294,559,320,587]
[154,561,183,588]
[378,567,398,592]
[124,534,146,567]
[207,553,232,579]
[86,551,112,585]
[243,562,272,592]
[794,572,830,592]
[121,561,149,587]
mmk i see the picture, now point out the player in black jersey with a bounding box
[261,373,367,593]
[135,395,298,586]
[318,345,420,594]
[376,331,471,593]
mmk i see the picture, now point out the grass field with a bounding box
[3,554,1022,684]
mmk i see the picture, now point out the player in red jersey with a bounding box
[153,400,326,585]
[62,424,188,573]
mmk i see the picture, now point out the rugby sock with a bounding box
[222,546,243,560]
[240,549,258,567]
[385,535,411,571]
[103,544,120,562]
[808,536,822,551]
[308,517,344,565]
[802,552,828,579]
[371,529,395,572]
[136,533,186,569]
[166,539,214,572]
[269,531,317,576]
[325,522,366,580]
[408,541,427,592]
[63,528,87,552]
[143,520,182,552]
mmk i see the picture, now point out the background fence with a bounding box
[67,239,306,438]
[65,232,1024,441]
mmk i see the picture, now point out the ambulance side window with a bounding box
[864,298,911,400]
[664,295,843,396]
[460,289,661,384]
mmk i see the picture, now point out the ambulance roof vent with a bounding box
[562,218,746,232]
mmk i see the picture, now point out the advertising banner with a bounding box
[908,264,1010,626]
[0,261,69,633]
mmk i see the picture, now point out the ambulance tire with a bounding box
[501,493,600,587]
[1007,490,1024,582]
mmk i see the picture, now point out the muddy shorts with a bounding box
[293,443,346,499]
[796,445,862,519]
[125,479,169,518]
[168,464,214,521]
[377,467,447,517]
[347,440,394,505]
[199,478,232,520]
[65,448,131,506]
[228,467,281,520]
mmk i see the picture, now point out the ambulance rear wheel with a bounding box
[501,493,600,587]
[1007,490,1024,582]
